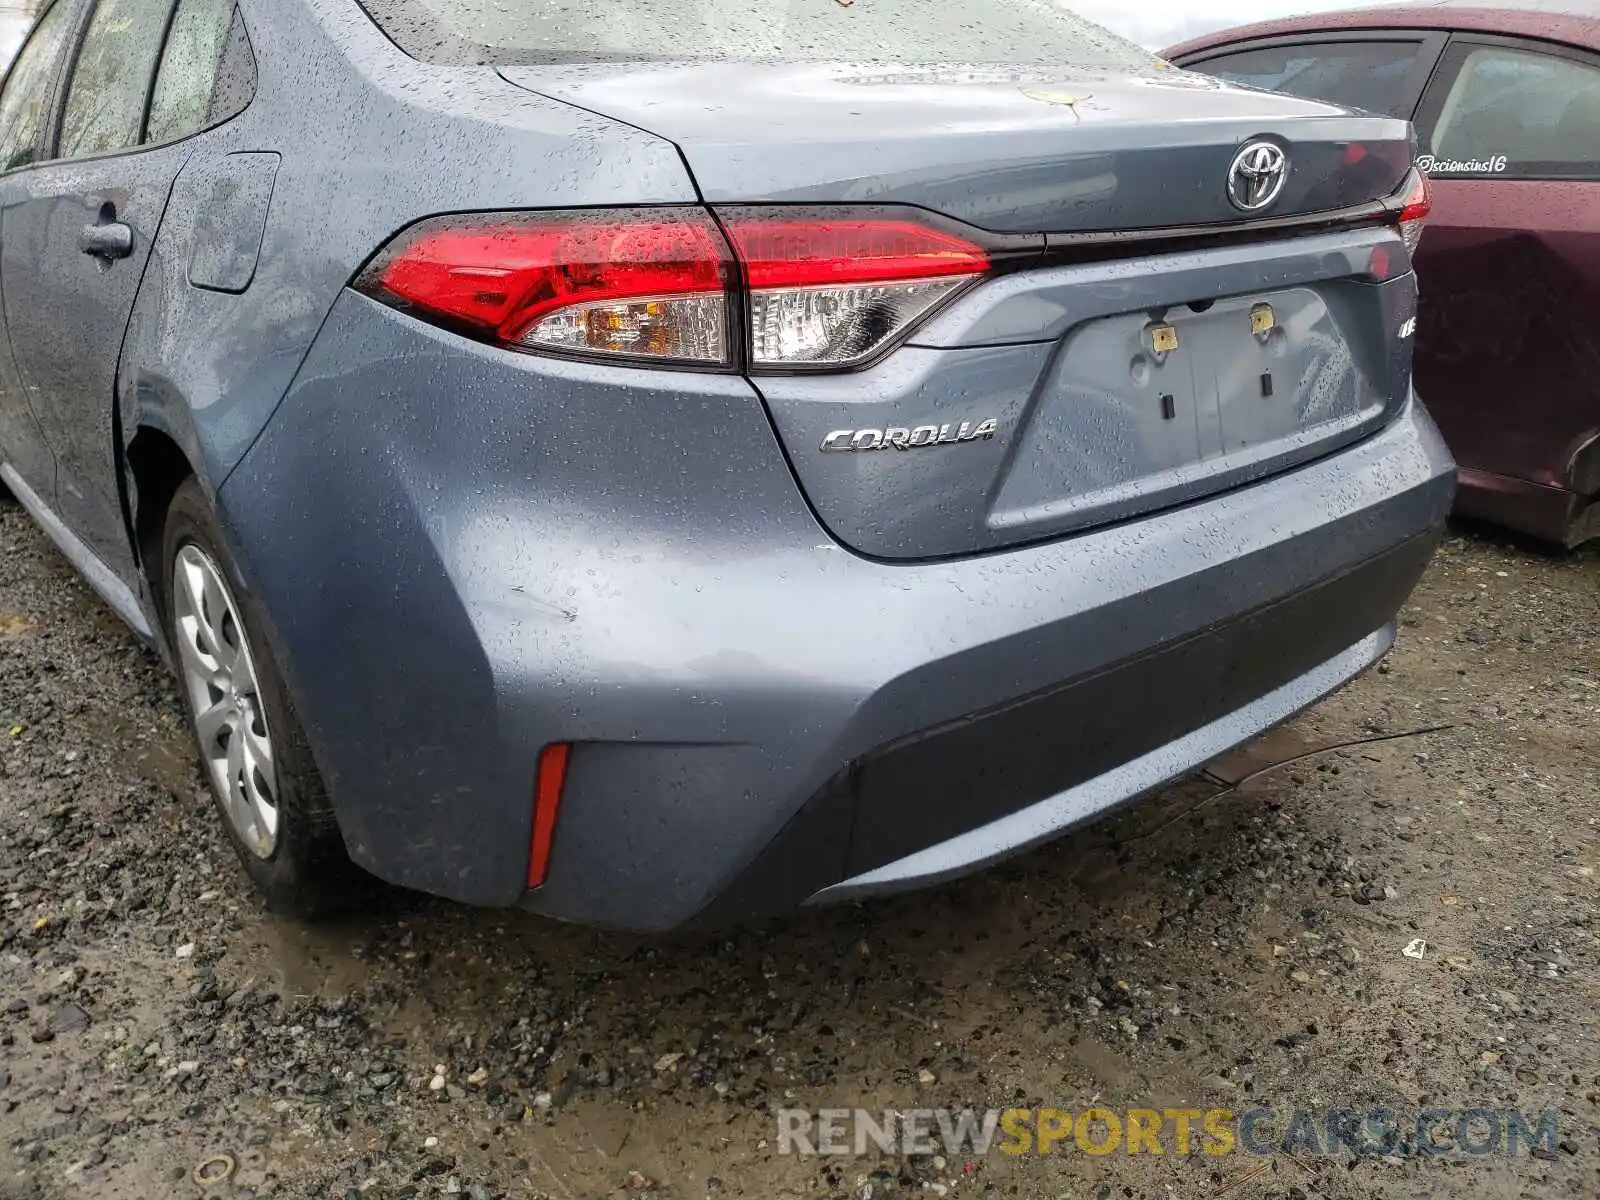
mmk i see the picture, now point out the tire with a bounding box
[158,478,358,916]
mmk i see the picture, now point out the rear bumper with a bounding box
[815,628,1395,904]
[715,535,1427,923]
[1455,467,1598,549]
[220,294,1454,931]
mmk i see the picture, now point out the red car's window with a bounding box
[1421,43,1600,180]
[1187,40,1426,118]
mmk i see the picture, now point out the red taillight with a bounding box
[1394,170,1431,254]
[358,206,993,371]
[359,208,734,364]
[527,742,570,889]
[721,216,990,289]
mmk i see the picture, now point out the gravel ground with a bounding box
[1,497,1596,1200]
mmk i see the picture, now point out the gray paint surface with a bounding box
[186,151,278,293]
[500,63,1414,231]
[0,0,1453,929]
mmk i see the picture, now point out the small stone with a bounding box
[174,944,196,959]
[466,1066,489,1086]
[428,1074,446,1092]
[917,1068,937,1085]
[49,1004,90,1035]
[1290,969,1312,983]
[652,1052,684,1074]
[627,1170,655,1191]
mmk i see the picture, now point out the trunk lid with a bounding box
[503,62,1418,560]
[498,62,1414,232]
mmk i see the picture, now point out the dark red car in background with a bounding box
[1168,0,1600,547]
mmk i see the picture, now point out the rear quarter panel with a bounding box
[120,0,695,505]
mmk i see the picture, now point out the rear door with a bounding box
[1409,34,1600,504]
[0,0,81,502]
[0,0,185,572]
[1176,31,1448,119]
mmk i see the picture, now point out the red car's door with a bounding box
[1411,34,1600,545]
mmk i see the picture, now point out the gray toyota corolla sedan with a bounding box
[0,0,1454,929]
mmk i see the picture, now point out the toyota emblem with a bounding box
[1227,140,1289,212]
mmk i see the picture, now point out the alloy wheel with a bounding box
[171,543,279,858]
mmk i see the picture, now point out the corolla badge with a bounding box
[1227,140,1289,212]
[821,420,999,452]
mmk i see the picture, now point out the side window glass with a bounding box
[0,0,79,172]
[1420,43,1600,180]
[1188,40,1425,118]
[58,0,175,159]
[145,0,245,145]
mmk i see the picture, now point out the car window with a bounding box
[205,8,257,126]
[1421,43,1600,180]
[0,0,79,172]
[1187,40,1425,118]
[58,0,177,159]
[357,0,1158,68]
[145,0,244,144]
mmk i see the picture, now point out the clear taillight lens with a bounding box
[356,208,734,365]
[747,279,971,365]
[524,293,727,362]
[721,213,989,367]
[1394,170,1431,254]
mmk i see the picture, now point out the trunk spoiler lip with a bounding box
[709,165,1424,282]
[1036,167,1424,264]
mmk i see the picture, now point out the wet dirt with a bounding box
[1,499,1596,1199]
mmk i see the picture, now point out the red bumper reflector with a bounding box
[528,742,570,889]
